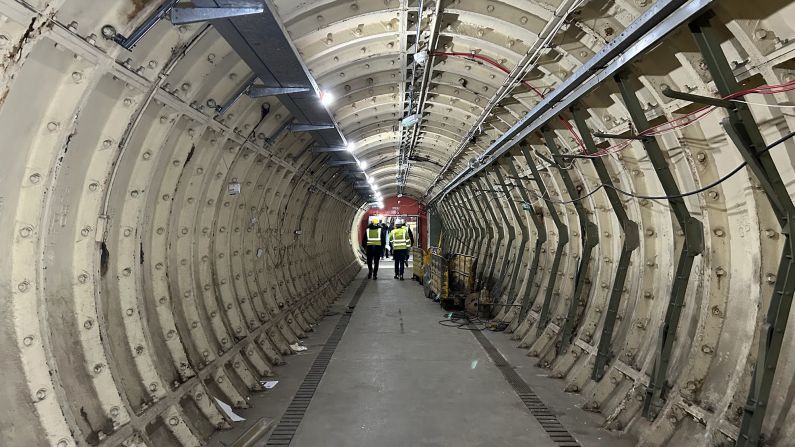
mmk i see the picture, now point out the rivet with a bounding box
[19,226,33,238]
[126,308,134,316]
[168,416,179,426]
[17,280,30,292]
[29,173,41,184]
[46,122,59,132]
[191,321,198,328]
[645,229,655,237]
[713,228,725,237]
[166,330,175,339]
[765,229,778,238]
[159,296,167,304]
[36,388,47,401]
[71,71,83,82]
[83,319,94,329]
[88,182,99,192]
[708,191,719,200]
[93,363,104,374]
[57,439,69,447]
[80,226,91,237]
[123,98,132,106]
[142,151,151,160]
[149,382,158,392]
[23,336,34,346]
[156,227,164,235]
[766,273,777,284]
[123,228,132,237]
[130,190,139,198]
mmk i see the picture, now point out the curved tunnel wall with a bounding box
[432,5,795,447]
[2,1,795,447]
[0,2,361,446]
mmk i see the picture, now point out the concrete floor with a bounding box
[210,263,636,447]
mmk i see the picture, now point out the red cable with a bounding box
[431,51,795,159]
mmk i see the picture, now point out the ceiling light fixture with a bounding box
[319,90,334,106]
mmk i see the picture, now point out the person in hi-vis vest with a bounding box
[388,218,414,280]
[361,216,387,279]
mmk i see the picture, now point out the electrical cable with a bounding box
[438,311,486,331]
[516,128,795,205]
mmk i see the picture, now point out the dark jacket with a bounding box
[361,223,387,247]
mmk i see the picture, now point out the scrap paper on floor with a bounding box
[213,397,246,422]
[261,380,279,389]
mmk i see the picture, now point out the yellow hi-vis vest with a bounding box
[391,227,408,250]
[367,228,382,246]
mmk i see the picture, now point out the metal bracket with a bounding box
[543,129,599,353]
[214,74,257,115]
[311,146,348,153]
[106,0,179,50]
[614,72,705,420]
[248,86,312,98]
[519,143,569,336]
[169,5,265,25]
[687,13,795,447]
[661,87,733,108]
[571,106,640,381]
[324,160,358,167]
[290,123,336,132]
[592,131,647,141]
[466,181,496,288]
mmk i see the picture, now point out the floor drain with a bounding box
[471,329,581,447]
[265,278,369,446]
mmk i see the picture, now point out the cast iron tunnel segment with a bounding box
[471,329,581,447]
[265,278,369,446]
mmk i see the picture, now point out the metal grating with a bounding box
[471,330,581,447]
[265,278,369,446]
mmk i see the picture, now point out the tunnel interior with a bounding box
[2,0,795,446]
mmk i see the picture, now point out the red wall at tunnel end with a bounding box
[358,196,428,249]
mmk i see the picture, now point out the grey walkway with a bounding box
[289,270,557,447]
[211,265,635,447]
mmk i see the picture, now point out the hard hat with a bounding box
[395,218,405,225]
[371,217,380,224]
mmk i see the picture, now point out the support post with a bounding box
[688,14,795,447]
[615,72,704,420]
[481,171,513,297]
[505,156,548,323]
[519,143,569,335]
[570,106,640,381]
[494,162,529,308]
[542,129,599,353]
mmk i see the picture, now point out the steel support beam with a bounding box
[686,14,795,447]
[290,123,336,132]
[325,160,358,167]
[504,156,547,324]
[570,106,640,381]
[428,0,714,205]
[520,143,568,335]
[614,73,705,420]
[311,146,348,153]
[248,85,312,98]
[480,172,511,296]
[494,163,528,307]
[543,129,599,353]
[169,5,265,25]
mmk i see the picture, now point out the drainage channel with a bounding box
[265,278,370,446]
[471,329,581,447]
